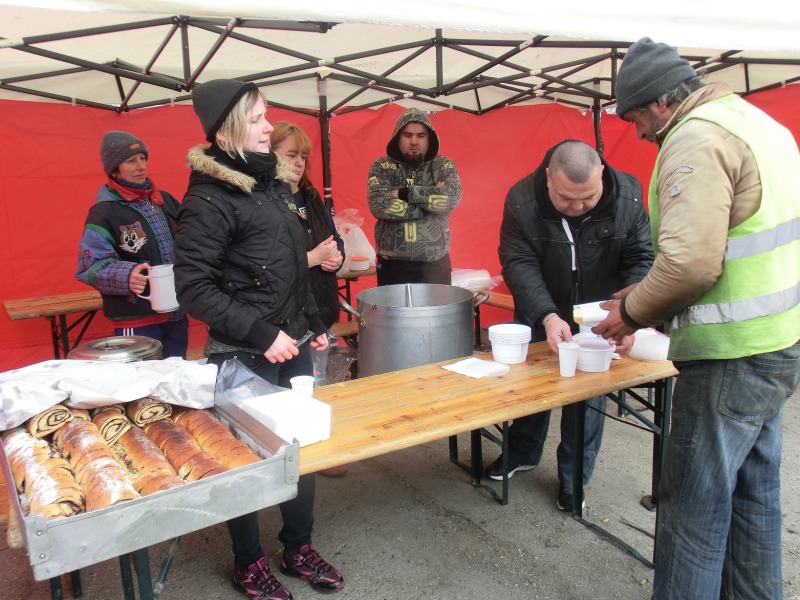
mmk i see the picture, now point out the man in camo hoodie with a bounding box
[367,108,462,285]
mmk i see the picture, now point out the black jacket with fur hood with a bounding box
[174,145,324,354]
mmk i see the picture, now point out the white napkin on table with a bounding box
[442,357,510,378]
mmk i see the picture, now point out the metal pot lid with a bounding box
[67,335,163,361]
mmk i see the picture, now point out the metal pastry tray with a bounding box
[0,399,300,581]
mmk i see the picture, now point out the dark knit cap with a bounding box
[615,37,697,117]
[100,131,148,176]
[191,79,259,142]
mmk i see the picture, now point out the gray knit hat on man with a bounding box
[191,79,258,142]
[615,37,697,117]
[100,131,148,176]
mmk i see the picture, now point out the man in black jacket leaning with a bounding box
[488,140,654,510]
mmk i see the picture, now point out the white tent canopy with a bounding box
[1,1,799,115]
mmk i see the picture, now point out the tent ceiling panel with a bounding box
[1,6,799,115]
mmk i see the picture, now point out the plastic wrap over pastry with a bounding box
[126,397,172,427]
[1,427,84,519]
[142,419,225,482]
[111,425,184,495]
[172,409,260,470]
[52,418,139,511]
[91,409,131,445]
[25,403,74,438]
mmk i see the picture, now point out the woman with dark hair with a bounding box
[173,80,344,600]
[270,122,348,477]
[270,122,344,332]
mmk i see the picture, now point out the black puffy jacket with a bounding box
[498,148,654,342]
[174,145,324,353]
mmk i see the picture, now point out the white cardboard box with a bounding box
[240,390,331,447]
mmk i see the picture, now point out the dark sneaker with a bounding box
[557,483,586,512]
[281,543,345,592]
[232,556,293,600]
[485,455,536,481]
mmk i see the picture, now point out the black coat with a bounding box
[300,186,345,329]
[498,150,654,341]
[174,145,323,353]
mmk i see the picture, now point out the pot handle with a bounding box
[339,299,366,329]
[472,290,490,308]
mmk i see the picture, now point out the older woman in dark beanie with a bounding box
[173,79,344,600]
[76,131,188,358]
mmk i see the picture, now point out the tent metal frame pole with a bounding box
[328,46,430,113]
[318,75,333,211]
[1,16,796,115]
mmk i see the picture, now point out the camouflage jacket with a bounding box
[366,108,462,262]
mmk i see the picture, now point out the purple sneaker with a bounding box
[232,556,293,600]
[280,543,345,592]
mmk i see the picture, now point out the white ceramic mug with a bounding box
[137,264,179,313]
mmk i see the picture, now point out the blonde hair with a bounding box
[270,121,314,190]
[215,88,268,159]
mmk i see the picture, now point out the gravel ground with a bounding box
[2,386,799,600]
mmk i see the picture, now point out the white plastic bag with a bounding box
[333,208,376,272]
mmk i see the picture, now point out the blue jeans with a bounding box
[654,342,800,600]
[114,316,189,359]
[507,395,607,491]
[207,346,317,567]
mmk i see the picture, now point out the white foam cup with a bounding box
[136,264,179,313]
[290,375,315,397]
[558,342,579,377]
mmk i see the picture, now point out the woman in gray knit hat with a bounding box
[173,80,344,600]
[75,130,189,357]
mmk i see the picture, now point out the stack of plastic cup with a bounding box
[488,323,532,364]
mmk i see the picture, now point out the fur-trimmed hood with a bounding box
[186,144,294,194]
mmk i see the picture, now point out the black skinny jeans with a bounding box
[207,346,317,568]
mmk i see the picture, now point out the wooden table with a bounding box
[3,290,103,359]
[304,342,676,564]
[303,341,675,474]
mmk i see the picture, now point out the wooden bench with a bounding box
[331,319,359,338]
[474,290,515,346]
[3,291,103,359]
[484,291,514,311]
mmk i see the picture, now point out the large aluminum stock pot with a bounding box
[340,283,488,377]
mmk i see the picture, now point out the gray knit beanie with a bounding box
[191,79,259,142]
[100,131,148,176]
[615,37,697,117]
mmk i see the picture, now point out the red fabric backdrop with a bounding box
[1,83,798,372]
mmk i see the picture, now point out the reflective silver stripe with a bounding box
[673,282,800,328]
[725,217,800,260]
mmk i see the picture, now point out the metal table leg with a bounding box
[118,547,155,600]
[570,398,654,568]
[450,422,510,505]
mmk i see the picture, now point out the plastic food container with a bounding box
[488,323,531,365]
[576,338,615,372]
[349,256,370,271]
[629,331,670,361]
